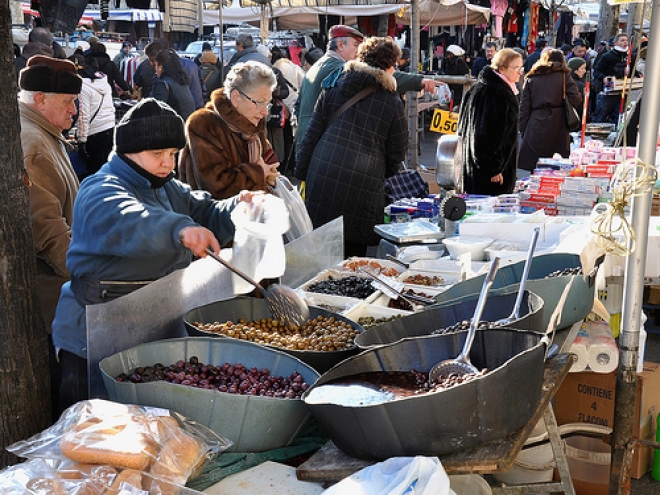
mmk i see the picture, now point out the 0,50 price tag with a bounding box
[429,109,459,135]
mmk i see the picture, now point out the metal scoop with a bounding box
[206,248,310,328]
[429,257,500,382]
[493,227,540,327]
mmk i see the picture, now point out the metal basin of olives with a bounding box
[303,328,547,460]
[355,290,543,349]
[184,297,366,374]
[100,337,320,452]
[433,253,597,331]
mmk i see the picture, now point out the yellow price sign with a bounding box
[429,109,459,135]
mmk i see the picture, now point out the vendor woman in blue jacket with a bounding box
[52,98,263,413]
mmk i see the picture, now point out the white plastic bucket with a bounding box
[493,419,555,484]
[449,475,492,495]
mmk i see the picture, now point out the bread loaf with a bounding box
[60,416,158,470]
[148,432,204,494]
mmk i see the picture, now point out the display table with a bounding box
[297,354,576,494]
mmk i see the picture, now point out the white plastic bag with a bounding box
[231,194,290,293]
[272,176,313,242]
[322,456,456,495]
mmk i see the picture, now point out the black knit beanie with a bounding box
[114,98,186,154]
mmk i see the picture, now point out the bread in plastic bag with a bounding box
[230,194,289,293]
[5,399,232,494]
[0,457,212,495]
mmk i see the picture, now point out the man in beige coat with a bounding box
[18,55,81,334]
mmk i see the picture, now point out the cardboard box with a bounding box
[418,169,441,195]
[554,362,660,479]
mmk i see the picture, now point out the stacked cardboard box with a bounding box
[554,362,660,479]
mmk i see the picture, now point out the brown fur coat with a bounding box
[178,89,273,199]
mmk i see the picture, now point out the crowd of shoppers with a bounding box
[12,24,645,417]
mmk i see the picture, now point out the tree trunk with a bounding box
[597,0,620,48]
[0,0,53,469]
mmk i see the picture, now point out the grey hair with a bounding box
[224,61,277,98]
[18,90,39,104]
[328,37,349,52]
[235,33,254,49]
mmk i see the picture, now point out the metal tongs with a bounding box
[357,267,436,307]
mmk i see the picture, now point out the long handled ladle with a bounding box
[429,257,500,383]
[206,248,310,328]
[493,226,540,327]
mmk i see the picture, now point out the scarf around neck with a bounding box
[213,100,262,164]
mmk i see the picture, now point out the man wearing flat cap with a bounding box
[295,25,441,162]
[18,54,82,419]
[18,55,81,337]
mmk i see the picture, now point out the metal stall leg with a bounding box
[491,404,575,495]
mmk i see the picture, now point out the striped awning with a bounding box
[83,8,163,22]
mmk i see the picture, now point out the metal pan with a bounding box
[432,253,598,331]
[355,290,543,349]
[184,297,365,374]
[303,328,547,460]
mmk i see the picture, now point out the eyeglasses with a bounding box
[237,89,272,111]
[508,66,524,72]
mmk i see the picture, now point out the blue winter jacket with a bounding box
[52,153,238,358]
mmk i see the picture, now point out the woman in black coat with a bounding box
[457,48,522,195]
[152,49,196,121]
[295,37,407,257]
[519,49,582,172]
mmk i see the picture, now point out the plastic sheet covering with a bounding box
[86,253,235,398]
[282,217,344,289]
[186,420,328,492]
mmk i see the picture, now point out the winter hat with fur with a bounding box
[114,98,186,154]
[19,55,82,94]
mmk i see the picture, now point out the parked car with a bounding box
[178,40,236,66]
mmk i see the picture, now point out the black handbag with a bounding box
[563,75,581,132]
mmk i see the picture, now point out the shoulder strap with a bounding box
[326,86,378,131]
[89,92,103,124]
[203,66,217,84]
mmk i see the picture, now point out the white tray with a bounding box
[343,301,412,329]
[332,257,403,277]
[397,269,462,288]
[298,269,381,302]
[301,292,362,315]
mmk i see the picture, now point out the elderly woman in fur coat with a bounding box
[179,61,280,199]
[457,48,522,195]
[519,49,582,172]
[295,37,408,257]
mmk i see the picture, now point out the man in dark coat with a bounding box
[458,52,521,195]
[226,33,270,69]
[592,33,637,124]
[471,41,497,77]
[14,27,55,81]
[523,37,548,73]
